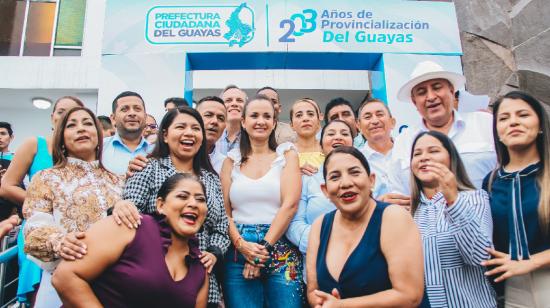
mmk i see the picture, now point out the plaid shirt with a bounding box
[123,156,229,304]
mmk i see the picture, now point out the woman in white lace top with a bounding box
[23,107,123,308]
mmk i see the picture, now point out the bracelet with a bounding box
[235,237,244,249]
[259,239,274,254]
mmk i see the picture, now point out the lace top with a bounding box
[23,157,123,271]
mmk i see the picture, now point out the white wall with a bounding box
[0,89,97,150]
[1,107,52,152]
[193,70,370,91]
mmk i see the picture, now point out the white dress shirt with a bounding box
[388,111,497,195]
[359,142,392,198]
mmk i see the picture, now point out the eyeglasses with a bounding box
[146,124,158,129]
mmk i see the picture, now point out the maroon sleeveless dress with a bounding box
[91,215,206,307]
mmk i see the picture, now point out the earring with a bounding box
[540,130,543,134]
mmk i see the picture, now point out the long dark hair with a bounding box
[52,107,106,170]
[322,146,371,180]
[239,95,278,164]
[157,173,206,200]
[150,106,214,174]
[319,119,354,149]
[409,131,474,215]
[492,91,550,232]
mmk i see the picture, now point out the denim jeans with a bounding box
[223,224,304,308]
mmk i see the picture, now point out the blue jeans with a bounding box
[223,224,304,308]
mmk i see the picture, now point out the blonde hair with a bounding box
[289,98,320,123]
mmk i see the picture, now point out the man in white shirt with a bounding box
[216,85,247,155]
[356,99,397,200]
[388,61,497,196]
[195,96,227,174]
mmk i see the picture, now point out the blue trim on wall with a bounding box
[371,54,388,104]
[183,52,388,103]
[186,52,382,71]
[184,53,193,105]
[265,2,270,47]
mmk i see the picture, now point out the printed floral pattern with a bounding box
[23,157,123,270]
[266,238,303,283]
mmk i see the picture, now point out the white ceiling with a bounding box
[0,88,98,110]
[0,89,98,150]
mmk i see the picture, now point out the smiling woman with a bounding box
[52,173,209,307]
[409,131,495,307]
[0,96,83,306]
[22,107,123,307]
[483,91,550,307]
[119,106,229,306]
[306,146,424,307]
[285,119,354,277]
[221,95,305,307]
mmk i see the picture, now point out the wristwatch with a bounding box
[259,239,274,253]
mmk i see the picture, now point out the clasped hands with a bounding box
[237,240,270,280]
[311,288,342,308]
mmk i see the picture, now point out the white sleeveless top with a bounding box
[228,142,296,225]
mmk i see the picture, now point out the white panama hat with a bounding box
[397,61,466,102]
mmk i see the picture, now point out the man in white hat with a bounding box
[386,60,497,199]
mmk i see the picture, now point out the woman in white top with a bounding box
[220,95,303,308]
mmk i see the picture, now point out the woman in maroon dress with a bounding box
[52,173,209,308]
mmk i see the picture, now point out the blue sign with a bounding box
[146,4,255,46]
[103,0,462,55]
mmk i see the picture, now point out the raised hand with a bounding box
[424,161,458,206]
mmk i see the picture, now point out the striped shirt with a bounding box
[414,190,496,308]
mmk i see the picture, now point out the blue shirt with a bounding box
[286,166,335,255]
[102,133,151,176]
[28,136,52,180]
[215,129,240,156]
[353,134,366,149]
[414,190,496,308]
[0,151,14,161]
[483,163,549,260]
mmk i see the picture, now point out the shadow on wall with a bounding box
[518,70,550,109]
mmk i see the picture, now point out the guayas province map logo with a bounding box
[146,3,255,47]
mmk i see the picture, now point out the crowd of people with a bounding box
[0,60,548,308]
